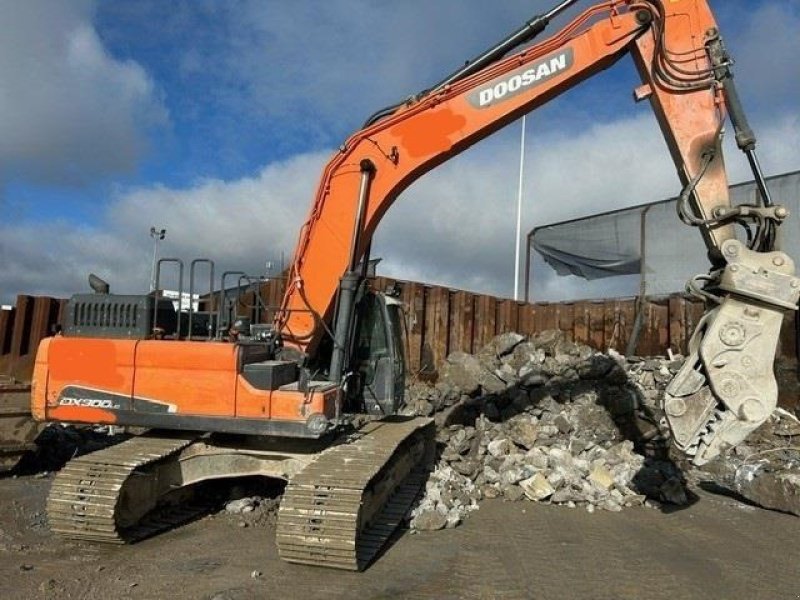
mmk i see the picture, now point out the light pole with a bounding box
[514,115,526,301]
[149,227,166,292]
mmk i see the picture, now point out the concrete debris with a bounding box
[588,465,615,491]
[407,331,800,531]
[409,465,480,531]
[218,486,281,528]
[520,473,554,501]
[689,409,800,517]
[224,497,260,514]
[407,331,694,531]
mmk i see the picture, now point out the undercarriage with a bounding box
[47,417,434,571]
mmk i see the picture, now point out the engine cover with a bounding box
[63,294,177,339]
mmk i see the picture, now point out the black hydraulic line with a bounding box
[329,159,376,386]
[429,0,579,92]
[363,102,406,129]
[348,160,376,272]
[744,148,773,208]
[706,34,773,210]
[363,0,580,127]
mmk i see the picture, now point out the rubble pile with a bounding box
[408,331,688,531]
[689,409,800,517]
[15,424,129,474]
[223,494,281,528]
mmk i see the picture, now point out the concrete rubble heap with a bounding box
[688,407,800,517]
[405,330,800,531]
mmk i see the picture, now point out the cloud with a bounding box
[0,0,167,189]
[1,0,798,308]
[0,152,328,303]
[716,0,799,116]
[5,106,797,306]
[164,0,556,145]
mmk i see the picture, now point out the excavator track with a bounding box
[276,416,435,571]
[47,434,199,543]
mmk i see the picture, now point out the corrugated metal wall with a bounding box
[3,285,798,412]
[0,296,68,381]
[239,276,797,371]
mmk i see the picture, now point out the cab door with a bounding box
[351,293,406,415]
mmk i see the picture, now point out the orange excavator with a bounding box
[31,0,797,569]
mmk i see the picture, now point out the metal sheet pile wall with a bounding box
[4,285,797,410]
[242,276,796,377]
[0,296,67,382]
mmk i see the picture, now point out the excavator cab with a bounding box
[351,292,406,416]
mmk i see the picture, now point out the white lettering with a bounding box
[521,69,537,85]
[536,63,551,79]
[473,52,570,107]
[550,54,567,72]
[60,396,117,409]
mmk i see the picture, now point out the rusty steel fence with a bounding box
[3,284,798,407]
[0,296,68,381]
[232,276,798,374]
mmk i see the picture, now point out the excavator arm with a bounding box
[277,0,798,464]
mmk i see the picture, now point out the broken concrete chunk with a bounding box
[439,352,483,396]
[520,473,555,501]
[225,497,259,514]
[500,467,526,487]
[504,415,539,450]
[487,439,511,458]
[482,484,501,499]
[735,468,800,517]
[481,332,526,359]
[553,413,572,434]
[478,371,509,394]
[530,330,566,355]
[412,509,448,531]
[503,485,525,502]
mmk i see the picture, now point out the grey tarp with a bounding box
[534,209,641,280]
[532,170,800,295]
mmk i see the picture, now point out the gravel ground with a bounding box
[2,331,798,599]
[0,475,798,600]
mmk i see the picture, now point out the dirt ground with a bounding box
[0,475,798,600]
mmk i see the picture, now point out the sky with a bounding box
[1,0,798,306]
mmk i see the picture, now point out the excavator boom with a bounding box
[278,0,734,349]
[276,0,797,464]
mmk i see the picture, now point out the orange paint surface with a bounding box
[269,388,326,421]
[48,405,118,424]
[235,376,270,418]
[235,376,336,421]
[133,341,238,417]
[32,333,337,426]
[389,107,466,158]
[46,337,136,406]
